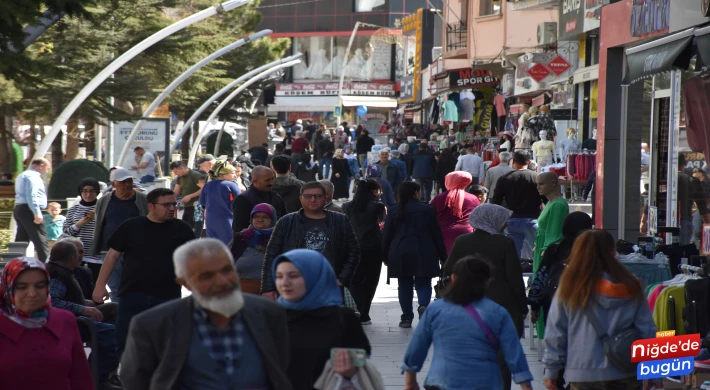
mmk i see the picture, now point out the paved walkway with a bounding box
[366,271,546,389]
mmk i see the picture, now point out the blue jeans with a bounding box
[139,175,155,183]
[116,291,175,357]
[505,218,538,259]
[81,318,119,383]
[415,178,434,203]
[320,157,332,178]
[398,277,432,320]
[106,255,123,303]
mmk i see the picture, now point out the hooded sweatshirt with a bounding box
[542,275,657,382]
[272,175,305,213]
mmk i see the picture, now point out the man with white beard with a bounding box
[120,238,293,390]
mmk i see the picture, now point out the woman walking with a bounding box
[403,256,533,390]
[543,230,659,390]
[430,171,479,254]
[343,179,386,325]
[62,177,102,284]
[274,249,371,390]
[445,204,528,390]
[383,181,447,328]
[199,160,241,245]
[331,149,351,201]
[230,203,276,294]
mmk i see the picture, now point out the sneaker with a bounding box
[399,319,412,328]
[418,305,427,319]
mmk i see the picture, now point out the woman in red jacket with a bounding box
[0,257,93,390]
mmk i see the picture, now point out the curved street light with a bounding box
[170,53,303,154]
[117,29,272,167]
[187,59,302,168]
[31,0,254,164]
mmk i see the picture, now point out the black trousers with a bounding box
[181,206,195,229]
[349,247,382,322]
[13,204,49,261]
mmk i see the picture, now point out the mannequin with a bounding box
[537,105,557,140]
[293,51,309,79]
[323,47,345,78]
[517,104,531,134]
[303,49,328,79]
[531,172,569,338]
[583,128,597,150]
[532,130,556,167]
[346,49,368,79]
[559,128,581,160]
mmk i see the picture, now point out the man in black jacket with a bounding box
[232,166,288,232]
[260,182,360,299]
[356,130,375,175]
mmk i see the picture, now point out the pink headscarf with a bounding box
[445,171,473,218]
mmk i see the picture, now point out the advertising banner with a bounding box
[448,68,500,89]
[113,119,170,175]
[276,82,396,97]
[559,0,584,40]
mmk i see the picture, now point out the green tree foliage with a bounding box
[47,158,109,199]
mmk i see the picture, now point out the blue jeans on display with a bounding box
[82,318,120,383]
[320,158,332,178]
[398,277,432,320]
[116,291,174,357]
[505,218,538,259]
[415,178,434,203]
[139,175,155,183]
[106,255,123,303]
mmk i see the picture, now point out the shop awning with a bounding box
[573,65,599,84]
[695,26,710,68]
[624,28,695,85]
[341,96,398,108]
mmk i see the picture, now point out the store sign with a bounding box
[113,120,170,174]
[527,63,551,82]
[448,68,500,88]
[399,75,415,101]
[559,0,584,40]
[584,0,606,32]
[630,0,670,37]
[276,82,396,97]
[547,56,572,76]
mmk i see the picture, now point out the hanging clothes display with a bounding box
[443,99,459,123]
[458,90,475,122]
[566,152,595,181]
[532,139,556,167]
[682,75,710,167]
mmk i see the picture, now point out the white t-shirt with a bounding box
[139,152,156,177]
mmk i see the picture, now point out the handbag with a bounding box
[343,287,357,311]
[464,304,499,351]
[583,306,640,373]
[434,272,448,299]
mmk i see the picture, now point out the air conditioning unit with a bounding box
[501,59,514,69]
[537,22,557,46]
[432,47,442,60]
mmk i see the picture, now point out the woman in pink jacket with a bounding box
[0,257,93,390]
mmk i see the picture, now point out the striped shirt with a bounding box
[63,202,102,264]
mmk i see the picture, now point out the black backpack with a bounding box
[544,262,567,300]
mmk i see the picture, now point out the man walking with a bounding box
[170,161,203,229]
[490,150,544,258]
[484,151,514,200]
[290,130,310,165]
[121,239,292,390]
[408,143,437,203]
[318,180,344,213]
[356,130,375,174]
[260,182,360,299]
[271,155,305,213]
[13,158,51,261]
[92,188,195,356]
[232,166,287,232]
[130,147,157,183]
[196,154,215,175]
[375,149,404,193]
[455,147,485,185]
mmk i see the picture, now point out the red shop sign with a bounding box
[547,55,571,76]
[527,63,551,82]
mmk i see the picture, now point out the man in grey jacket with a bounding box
[121,239,292,390]
[483,151,514,201]
[90,168,149,302]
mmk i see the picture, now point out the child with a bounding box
[43,202,66,248]
[193,175,207,238]
[467,184,488,204]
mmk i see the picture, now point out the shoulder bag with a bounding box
[583,306,640,373]
[464,304,499,351]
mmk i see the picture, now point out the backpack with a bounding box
[544,262,567,300]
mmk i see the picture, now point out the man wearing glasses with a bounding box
[92,188,195,357]
[260,181,360,300]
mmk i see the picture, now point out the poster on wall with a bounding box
[630,0,670,37]
[112,119,170,175]
[584,0,606,32]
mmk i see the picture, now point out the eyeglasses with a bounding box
[301,194,325,200]
[154,202,178,208]
[81,190,97,194]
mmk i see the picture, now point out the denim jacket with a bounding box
[402,298,532,390]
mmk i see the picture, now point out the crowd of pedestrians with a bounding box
[1,124,666,390]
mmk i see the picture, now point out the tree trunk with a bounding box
[64,120,80,161]
[180,116,191,161]
[29,117,37,157]
[0,114,13,173]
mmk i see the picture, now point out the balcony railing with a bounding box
[446,21,467,52]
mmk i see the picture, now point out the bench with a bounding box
[0,186,14,199]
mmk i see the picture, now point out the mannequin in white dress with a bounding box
[532,130,556,167]
[303,49,328,79]
[293,52,309,79]
[346,49,368,80]
[323,47,345,78]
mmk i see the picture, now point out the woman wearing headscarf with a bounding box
[366,164,396,211]
[230,203,276,295]
[435,148,458,194]
[445,204,528,390]
[331,148,351,201]
[0,258,94,390]
[274,249,371,390]
[62,177,103,284]
[334,126,349,150]
[343,146,360,178]
[430,171,480,254]
[199,160,241,245]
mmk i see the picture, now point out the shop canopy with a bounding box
[696,26,710,68]
[624,28,695,85]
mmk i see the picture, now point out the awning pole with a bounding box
[337,22,361,127]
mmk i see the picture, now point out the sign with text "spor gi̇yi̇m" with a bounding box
[448,68,500,89]
[632,331,701,379]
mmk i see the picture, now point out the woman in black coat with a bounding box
[331,149,351,200]
[435,148,458,193]
[343,179,386,325]
[382,181,447,328]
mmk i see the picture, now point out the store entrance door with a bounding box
[647,89,671,234]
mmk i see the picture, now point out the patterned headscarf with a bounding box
[468,204,513,235]
[209,159,236,180]
[0,258,51,328]
[444,171,473,219]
